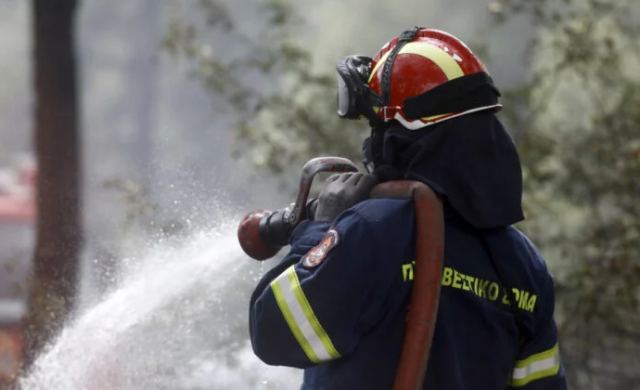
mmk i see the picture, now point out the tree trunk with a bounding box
[24,0,82,368]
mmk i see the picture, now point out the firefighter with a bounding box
[249,28,567,389]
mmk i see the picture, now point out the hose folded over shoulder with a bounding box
[371,180,444,390]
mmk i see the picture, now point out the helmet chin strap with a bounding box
[362,27,421,177]
[362,121,404,181]
[380,27,422,106]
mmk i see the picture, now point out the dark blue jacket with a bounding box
[250,198,567,389]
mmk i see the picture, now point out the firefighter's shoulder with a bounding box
[327,197,415,266]
[347,197,414,229]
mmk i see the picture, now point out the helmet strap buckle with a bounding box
[382,106,401,122]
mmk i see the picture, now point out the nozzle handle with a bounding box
[287,157,358,226]
[238,156,358,261]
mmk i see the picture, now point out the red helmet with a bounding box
[337,28,501,130]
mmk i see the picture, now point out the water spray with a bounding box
[237,157,358,260]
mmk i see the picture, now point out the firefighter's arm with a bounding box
[507,264,568,389]
[249,208,391,368]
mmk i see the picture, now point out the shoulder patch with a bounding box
[301,229,339,269]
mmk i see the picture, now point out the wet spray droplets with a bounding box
[19,225,299,390]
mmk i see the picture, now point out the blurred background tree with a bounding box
[491,0,640,388]
[164,0,367,178]
[24,0,83,369]
[168,0,640,388]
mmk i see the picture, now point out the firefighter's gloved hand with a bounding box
[315,173,378,221]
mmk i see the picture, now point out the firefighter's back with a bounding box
[300,198,563,389]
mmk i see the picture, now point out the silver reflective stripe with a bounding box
[270,265,340,363]
[510,343,561,387]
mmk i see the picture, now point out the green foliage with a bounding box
[493,0,640,388]
[164,0,367,178]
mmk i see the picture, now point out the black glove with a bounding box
[315,173,378,221]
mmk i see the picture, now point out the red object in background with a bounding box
[0,197,36,222]
[0,163,36,221]
[0,327,23,384]
[0,163,36,386]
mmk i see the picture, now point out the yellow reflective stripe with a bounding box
[271,279,321,363]
[421,113,453,122]
[368,41,464,83]
[287,268,341,359]
[399,42,464,80]
[510,343,561,387]
[270,265,341,363]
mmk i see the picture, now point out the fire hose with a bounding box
[371,180,444,390]
[238,157,444,390]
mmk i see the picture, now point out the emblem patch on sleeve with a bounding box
[301,229,339,269]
